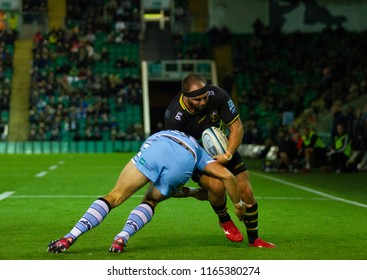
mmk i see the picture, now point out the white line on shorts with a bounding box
[252,171,367,208]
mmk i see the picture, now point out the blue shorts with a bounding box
[132,137,196,197]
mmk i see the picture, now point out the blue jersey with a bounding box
[132,130,215,196]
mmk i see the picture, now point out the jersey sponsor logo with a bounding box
[175,111,183,121]
[227,99,236,114]
[139,157,153,171]
[210,111,220,122]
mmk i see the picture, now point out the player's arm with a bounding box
[227,117,244,155]
[203,161,247,219]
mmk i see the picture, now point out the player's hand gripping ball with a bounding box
[201,127,228,156]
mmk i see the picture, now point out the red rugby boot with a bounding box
[219,220,244,242]
[249,237,276,248]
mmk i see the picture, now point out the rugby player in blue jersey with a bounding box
[47,130,246,253]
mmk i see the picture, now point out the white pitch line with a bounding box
[0,191,15,200]
[8,194,330,201]
[256,196,330,201]
[251,171,367,208]
[9,195,144,199]
[35,161,64,177]
[35,171,48,177]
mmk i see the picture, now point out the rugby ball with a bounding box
[202,127,228,156]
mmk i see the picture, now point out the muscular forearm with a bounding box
[222,174,249,220]
[227,118,243,155]
[222,175,241,205]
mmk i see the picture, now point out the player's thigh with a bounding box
[143,183,169,207]
[107,161,150,206]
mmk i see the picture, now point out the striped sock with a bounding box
[211,196,231,223]
[64,198,111,240]
[115,202,154,244]
[243,202,259,244]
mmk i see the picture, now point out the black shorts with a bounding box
[192,151,248,183]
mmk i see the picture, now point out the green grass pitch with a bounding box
[0,154,366,260]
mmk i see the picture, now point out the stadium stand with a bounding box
[172,32,212,60]
[27,0,144,144]
[1,0,366,161]
[0,28,16,140]
[232,28,367,143]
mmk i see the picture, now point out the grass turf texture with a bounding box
[0,154,366,260]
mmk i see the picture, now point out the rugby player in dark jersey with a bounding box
[165,73,275,248]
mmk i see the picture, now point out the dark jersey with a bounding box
[164,85,248,176]
[164,85,240,140]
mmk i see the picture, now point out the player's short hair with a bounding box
[181,74,208,97]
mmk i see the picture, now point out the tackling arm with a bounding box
[203,162,247,219]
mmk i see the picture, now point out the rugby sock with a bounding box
[115,202,154,244]
[211,197,231,223]
[243,202,259,244]
[64,198,111,240]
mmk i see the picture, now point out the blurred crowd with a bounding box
[0,27,16,138]
[246,99,367,173]
[27,0,144,141]
[2,0,367,170]
[234,21,367,141]
[235,19,367,173]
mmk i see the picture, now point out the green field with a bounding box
[0,154,366,260]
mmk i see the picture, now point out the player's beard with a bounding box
[187,99,208,112]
